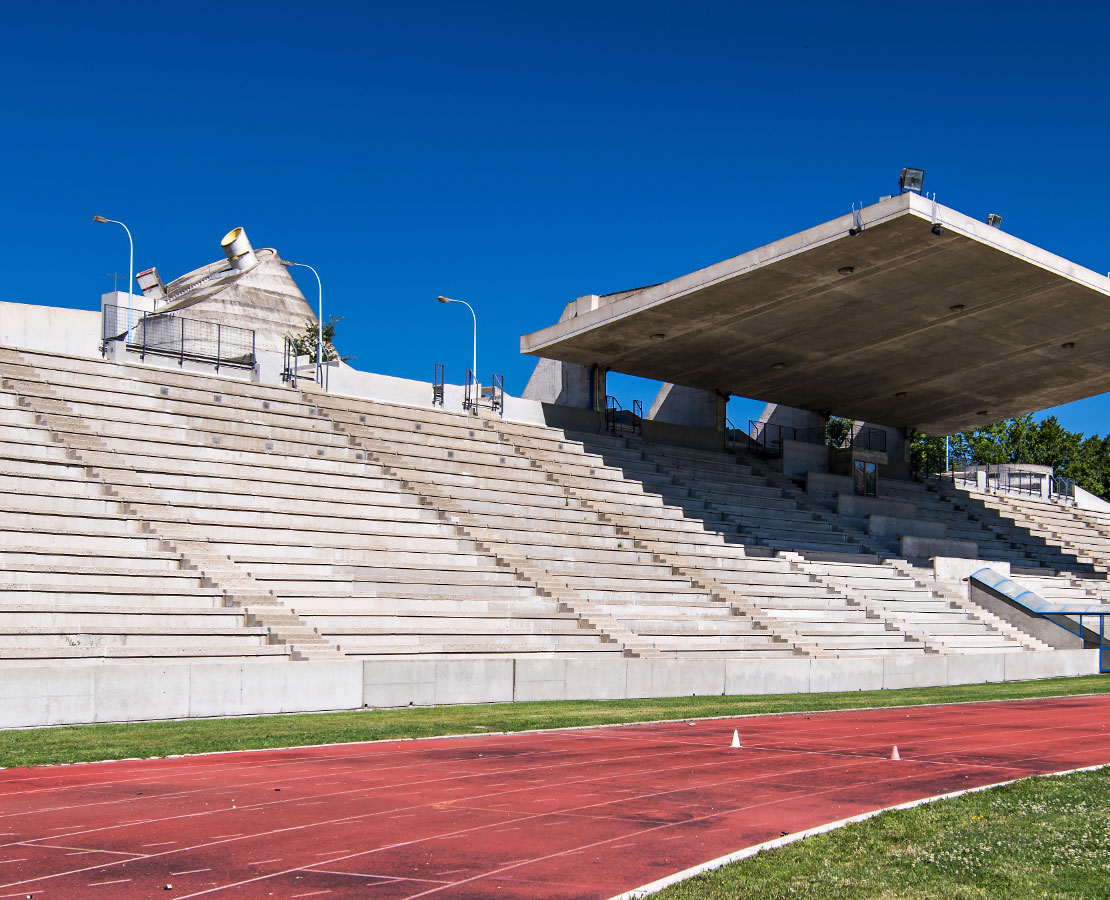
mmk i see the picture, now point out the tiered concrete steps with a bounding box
[1,348,616,661]
[954,487,1110,573]
[492,423,952,657]
[307,395,799,659]
[581,434,1042,656]
[0,388,286,665]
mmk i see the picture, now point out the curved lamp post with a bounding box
[437,296,478,401]
[93,215,134,336]
[282,260,323,382]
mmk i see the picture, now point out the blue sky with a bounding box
[3,1,1108,436]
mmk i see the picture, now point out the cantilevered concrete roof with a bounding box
[521,193,1110,434]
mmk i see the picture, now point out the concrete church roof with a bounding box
[521,192,1110,435]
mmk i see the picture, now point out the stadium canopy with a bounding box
[521,193,1110,435]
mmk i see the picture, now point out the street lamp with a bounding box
[281,260,323,384]
[437,296,478,402]
[93,215,134,337]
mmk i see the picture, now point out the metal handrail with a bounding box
[489,373,505,417]
[282,336,298,387]
[432,363,445,407]
[605,395,623,436]
[1052,476,1076,501]
[463,368,475,413]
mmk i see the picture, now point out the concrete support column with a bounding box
[647,383,726,431]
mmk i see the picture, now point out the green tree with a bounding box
[288,316,353,363]
[910,414,1110,500]
[824,416,854,448]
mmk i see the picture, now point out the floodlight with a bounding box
[899,167,925,193]
[987,214,1002,228]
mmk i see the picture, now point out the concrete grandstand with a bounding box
[1,206,1106,729]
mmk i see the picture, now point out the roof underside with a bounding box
[521,193,1110,435]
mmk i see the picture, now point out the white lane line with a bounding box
[170,868,212,875]
[89,878,133,886]
[290,892,332,898]
[608,762,1110,900]
[247,859,283,866]
[0,860,26,865]
[142,841,177,847]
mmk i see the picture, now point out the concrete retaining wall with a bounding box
[869,514,945,539]
[783,439,829,479]
[1,650,1100,729]
[0,301,101,359]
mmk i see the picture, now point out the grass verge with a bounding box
[2,673,1106,769]
[652,766,1110,900]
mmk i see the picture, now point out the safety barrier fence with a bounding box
[103,304,255,372]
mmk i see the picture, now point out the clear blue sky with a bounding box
[3,1,1108,436]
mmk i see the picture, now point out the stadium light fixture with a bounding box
[93,215,134,337]
[281,259,324,384]
[987,214,1003,228]
[899,167,925,194]
[437,296,478,399]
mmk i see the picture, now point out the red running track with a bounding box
[2,695,1109,900]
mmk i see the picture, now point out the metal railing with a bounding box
[486,373,504,417]
[605,395,624,436]
[462,368,475,412]
[746,420,888,457]
[604,395,642,436]
[432,363,445,407]
[921,459,1079,505]
[102,304,255,372]
[282,336,298,388]
[848,427,888,453]
[1053,476,1076,500]
[747,420,795,455]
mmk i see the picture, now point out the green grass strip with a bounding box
[651,766,1110,900]
[2,674,1107,769]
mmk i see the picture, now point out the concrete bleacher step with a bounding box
[0,343,1056,664]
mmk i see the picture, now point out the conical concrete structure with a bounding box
[149,230,316,355]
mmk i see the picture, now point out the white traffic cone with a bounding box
[731,729,741,748]
[890,745,901,760]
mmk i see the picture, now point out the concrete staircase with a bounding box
[0,342,1061,667]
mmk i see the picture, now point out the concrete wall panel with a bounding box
[946,654,1006,685]
[724,658,811,695]
[882,654,949,691]
[809,658,885,693]
[433,660,514,706]
[94,664,191,723]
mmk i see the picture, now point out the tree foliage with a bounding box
[824,415,855,448]
[910,414,1110,499]
[288,316,353,363]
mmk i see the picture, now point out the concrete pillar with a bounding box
[521,295,609,410]
[754,403,826,436]
[647,383,726,431]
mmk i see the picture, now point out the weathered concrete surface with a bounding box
[902,535,979,559]
[522,192,1110,435]
[647,382,725,430]
[783,438,829,479]
[869,514,945,539]
[838,494,917,519]
[1,652,1099,727]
